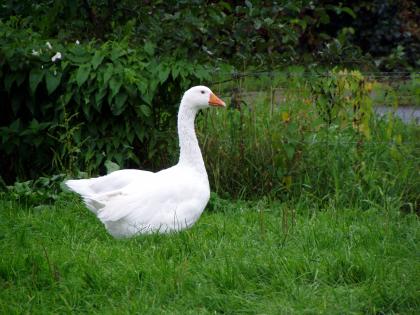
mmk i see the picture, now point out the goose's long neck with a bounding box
[177,101,206,174]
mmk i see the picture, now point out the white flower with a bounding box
[51,52,62,62]
[32,49,40,56]
[46,41,52,49]
[75,40,80,45]
[202,46,214,56]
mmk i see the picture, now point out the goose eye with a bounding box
[201,90,205,94]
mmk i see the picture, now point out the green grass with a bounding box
[199,79,420,201]
[0,195,419,314]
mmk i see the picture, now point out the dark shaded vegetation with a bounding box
[0,23,210,182]
[1,0,419,68]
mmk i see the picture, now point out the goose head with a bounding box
[182,86,226,110]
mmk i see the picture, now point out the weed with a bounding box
[199,69,420,209]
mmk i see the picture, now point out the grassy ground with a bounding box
[0,195,418,314]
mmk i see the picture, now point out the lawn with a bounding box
[0,195,418,314]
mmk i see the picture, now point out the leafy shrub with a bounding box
[3,1,419,70]
[309,68,373,136]
[0,1,362,69]
[0,21,212,183]
[349,0,420,70]
[1,174,68,204]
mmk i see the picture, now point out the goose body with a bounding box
[65,86,225,238]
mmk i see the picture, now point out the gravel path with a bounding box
[374,106,420,124]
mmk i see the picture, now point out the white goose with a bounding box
[65,86,225,238]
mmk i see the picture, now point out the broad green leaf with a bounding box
[158,66,170,83]
[104,160,120,174]
[125,85,138,99]
[111,46,125,61]
[127,151,140,165]
[29,68,44,94]
[109,77,122,98]
[284,144,295,160]
[287,121,298,134]
[62,91,73,105]
[10,119,21,132]
[94,88,107,109]
[134,125,145,142]
[136,80,147,94]
[127,134,135,145]
[82,97,91,120]
[172,65,180,79]
[104,64,114,83]
[61,60,70,71]
[144,42,155,56]
[76,64,91,87]
[139,105,152,117]
[45,71,62,95]
[112,92,128,115]
[195,67,211,80]
[67,46,91,63]
[141,92,153,105]
[91,51,105,70]
[28,118,39,131]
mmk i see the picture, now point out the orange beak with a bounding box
[209,92,226,107]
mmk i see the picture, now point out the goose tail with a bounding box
[65,179,94,196]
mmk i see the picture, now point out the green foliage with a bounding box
[199,69,420,208]
[0,21,212,183]
[349,0,420,70]
[0,0,373,69]
[2,1,419,70]
[0,196,419,313]
[1,174,69,204]
[309,68,373,136]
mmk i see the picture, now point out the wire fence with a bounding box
[200,136,420,147]
[205,68,420,124]
[210,70,420,85]
[197,71,420,158]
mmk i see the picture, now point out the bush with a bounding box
[0,1,365,69]
[0,21,213,183]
